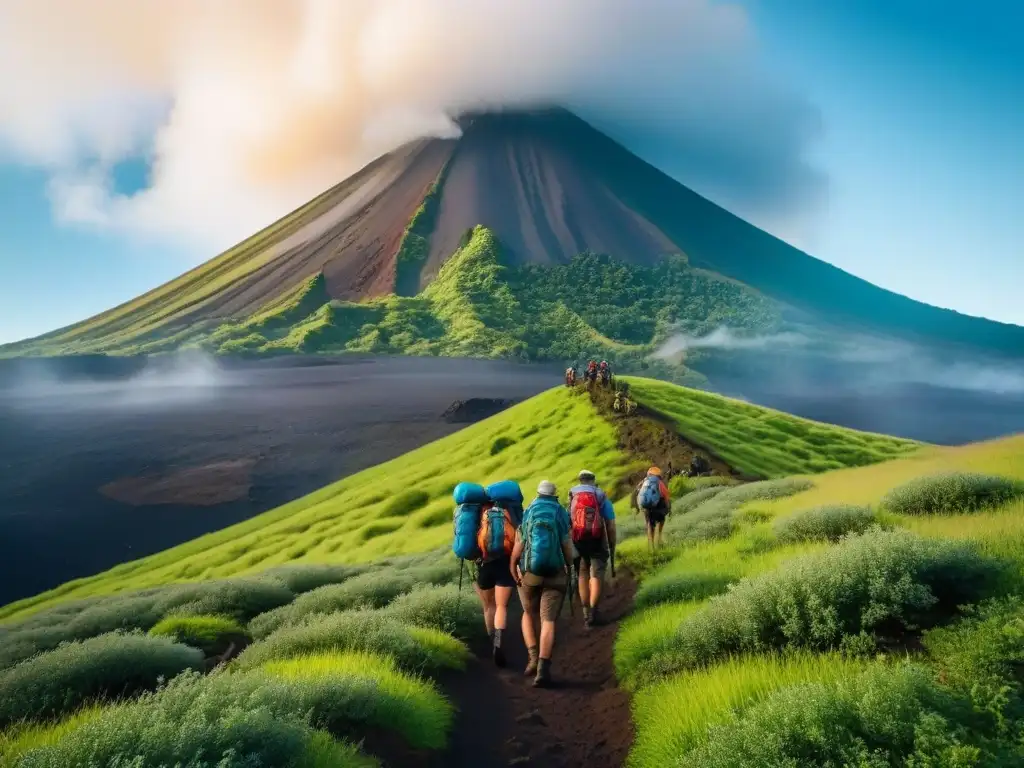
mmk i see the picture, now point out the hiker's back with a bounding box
[522,497,566,577]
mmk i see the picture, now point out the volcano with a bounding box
[6,107,1023,360]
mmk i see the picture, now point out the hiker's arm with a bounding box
[560,537,574,572]
[606,519,617,552]
[510,533,524,584]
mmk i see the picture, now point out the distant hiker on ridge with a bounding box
[636,466,671,549]
[511,480,574,688]
[567,470,617,628]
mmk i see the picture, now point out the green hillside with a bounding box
[21,378,1024,767]
[623,376,919,477]
[618,433,1024,766]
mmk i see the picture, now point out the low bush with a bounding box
[262,563,369,594]
[665,479,815,546]
[669,475,737,498]
[924,595,1024,700]
[672,486,729,515]
[236,610,468,673]
[686,663,1015,766]
[883,471,1024,516]
[15,673,321,768]
[264,651,453,749]
[0,632,204,727]
[773,504,877,543]
[249,562,456,639]
[0,578,295,670]
[382,584,485,642]
[648,528,1000,677]
[663,504,737,544]
[633,571,733,611]
[148,614,248,656]
[381,489,431,517]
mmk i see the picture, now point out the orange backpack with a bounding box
[477,504,516,561]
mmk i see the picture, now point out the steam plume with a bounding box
[0,0,823,252]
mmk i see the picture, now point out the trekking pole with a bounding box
[458,558,464,595]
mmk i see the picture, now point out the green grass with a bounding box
[235,610,468,674]
[1,387,635,622]
[148,613,249,656]
[621,432,1024,765]
[623,376,920,477]
[263,651,453,750]
[628,651,869,767]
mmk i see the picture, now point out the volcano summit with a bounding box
[5,108,1023,372]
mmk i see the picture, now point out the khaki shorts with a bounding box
[518,573,566,622]
[577,552,608,580]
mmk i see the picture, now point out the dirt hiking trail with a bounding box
[382,572,638,768]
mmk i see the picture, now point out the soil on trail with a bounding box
[433,573,638,768]
[581,384,751,495]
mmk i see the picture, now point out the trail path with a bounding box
[374,572,637,767]
[432,573,637,768]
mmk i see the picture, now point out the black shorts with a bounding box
[643,505,668,527]
[476,557,515,590]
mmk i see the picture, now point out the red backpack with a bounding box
[570,489,604,543]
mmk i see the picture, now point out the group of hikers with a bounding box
[451,467,671,687]
[565,359,612,388]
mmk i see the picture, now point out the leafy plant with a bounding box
[883,472,1024,515]
[645,528,1000,677]
[773,504,878,543]
[0,632,203,727]
[148,614,248,656]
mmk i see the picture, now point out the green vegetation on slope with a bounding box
[394,161,451,296]
[624,375,919,477]
[11,226,783,386]
[619,433,1024,767]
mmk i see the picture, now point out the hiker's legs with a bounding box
[494,585,512,631]
[656,521,665,547]
[538,586,564,659]
[475,585,496,634]
[518,584,541,673]
[577,567,590,607]
[539,619,556,658]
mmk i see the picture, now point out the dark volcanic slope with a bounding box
[0,356,555,605]
[424,111,676,280]
[8,107,1024,359]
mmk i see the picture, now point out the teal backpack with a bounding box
[521,499,564,578]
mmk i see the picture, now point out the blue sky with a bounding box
[0,0,1021,344]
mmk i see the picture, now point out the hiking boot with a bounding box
[524,646,539,677]
[588,607,600,628]
[581,606,592,627]
[492,629,506,668]
[532,659,552,688]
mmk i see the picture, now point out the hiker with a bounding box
[477,480,524,667]
[452,480,521,668]
[511,480,574,688]
[567,470,617,628]
[636,467,671,549]
[613,391,623,412]
[599,360,611,387]
[565,366,576,387]
[688,454,712,477]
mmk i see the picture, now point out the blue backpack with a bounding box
[521,499,565,578]
[637,475,662,509]
[452,482,488,560]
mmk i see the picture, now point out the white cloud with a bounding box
[0,0,824,254]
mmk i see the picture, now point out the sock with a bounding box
[493,628,503,648]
